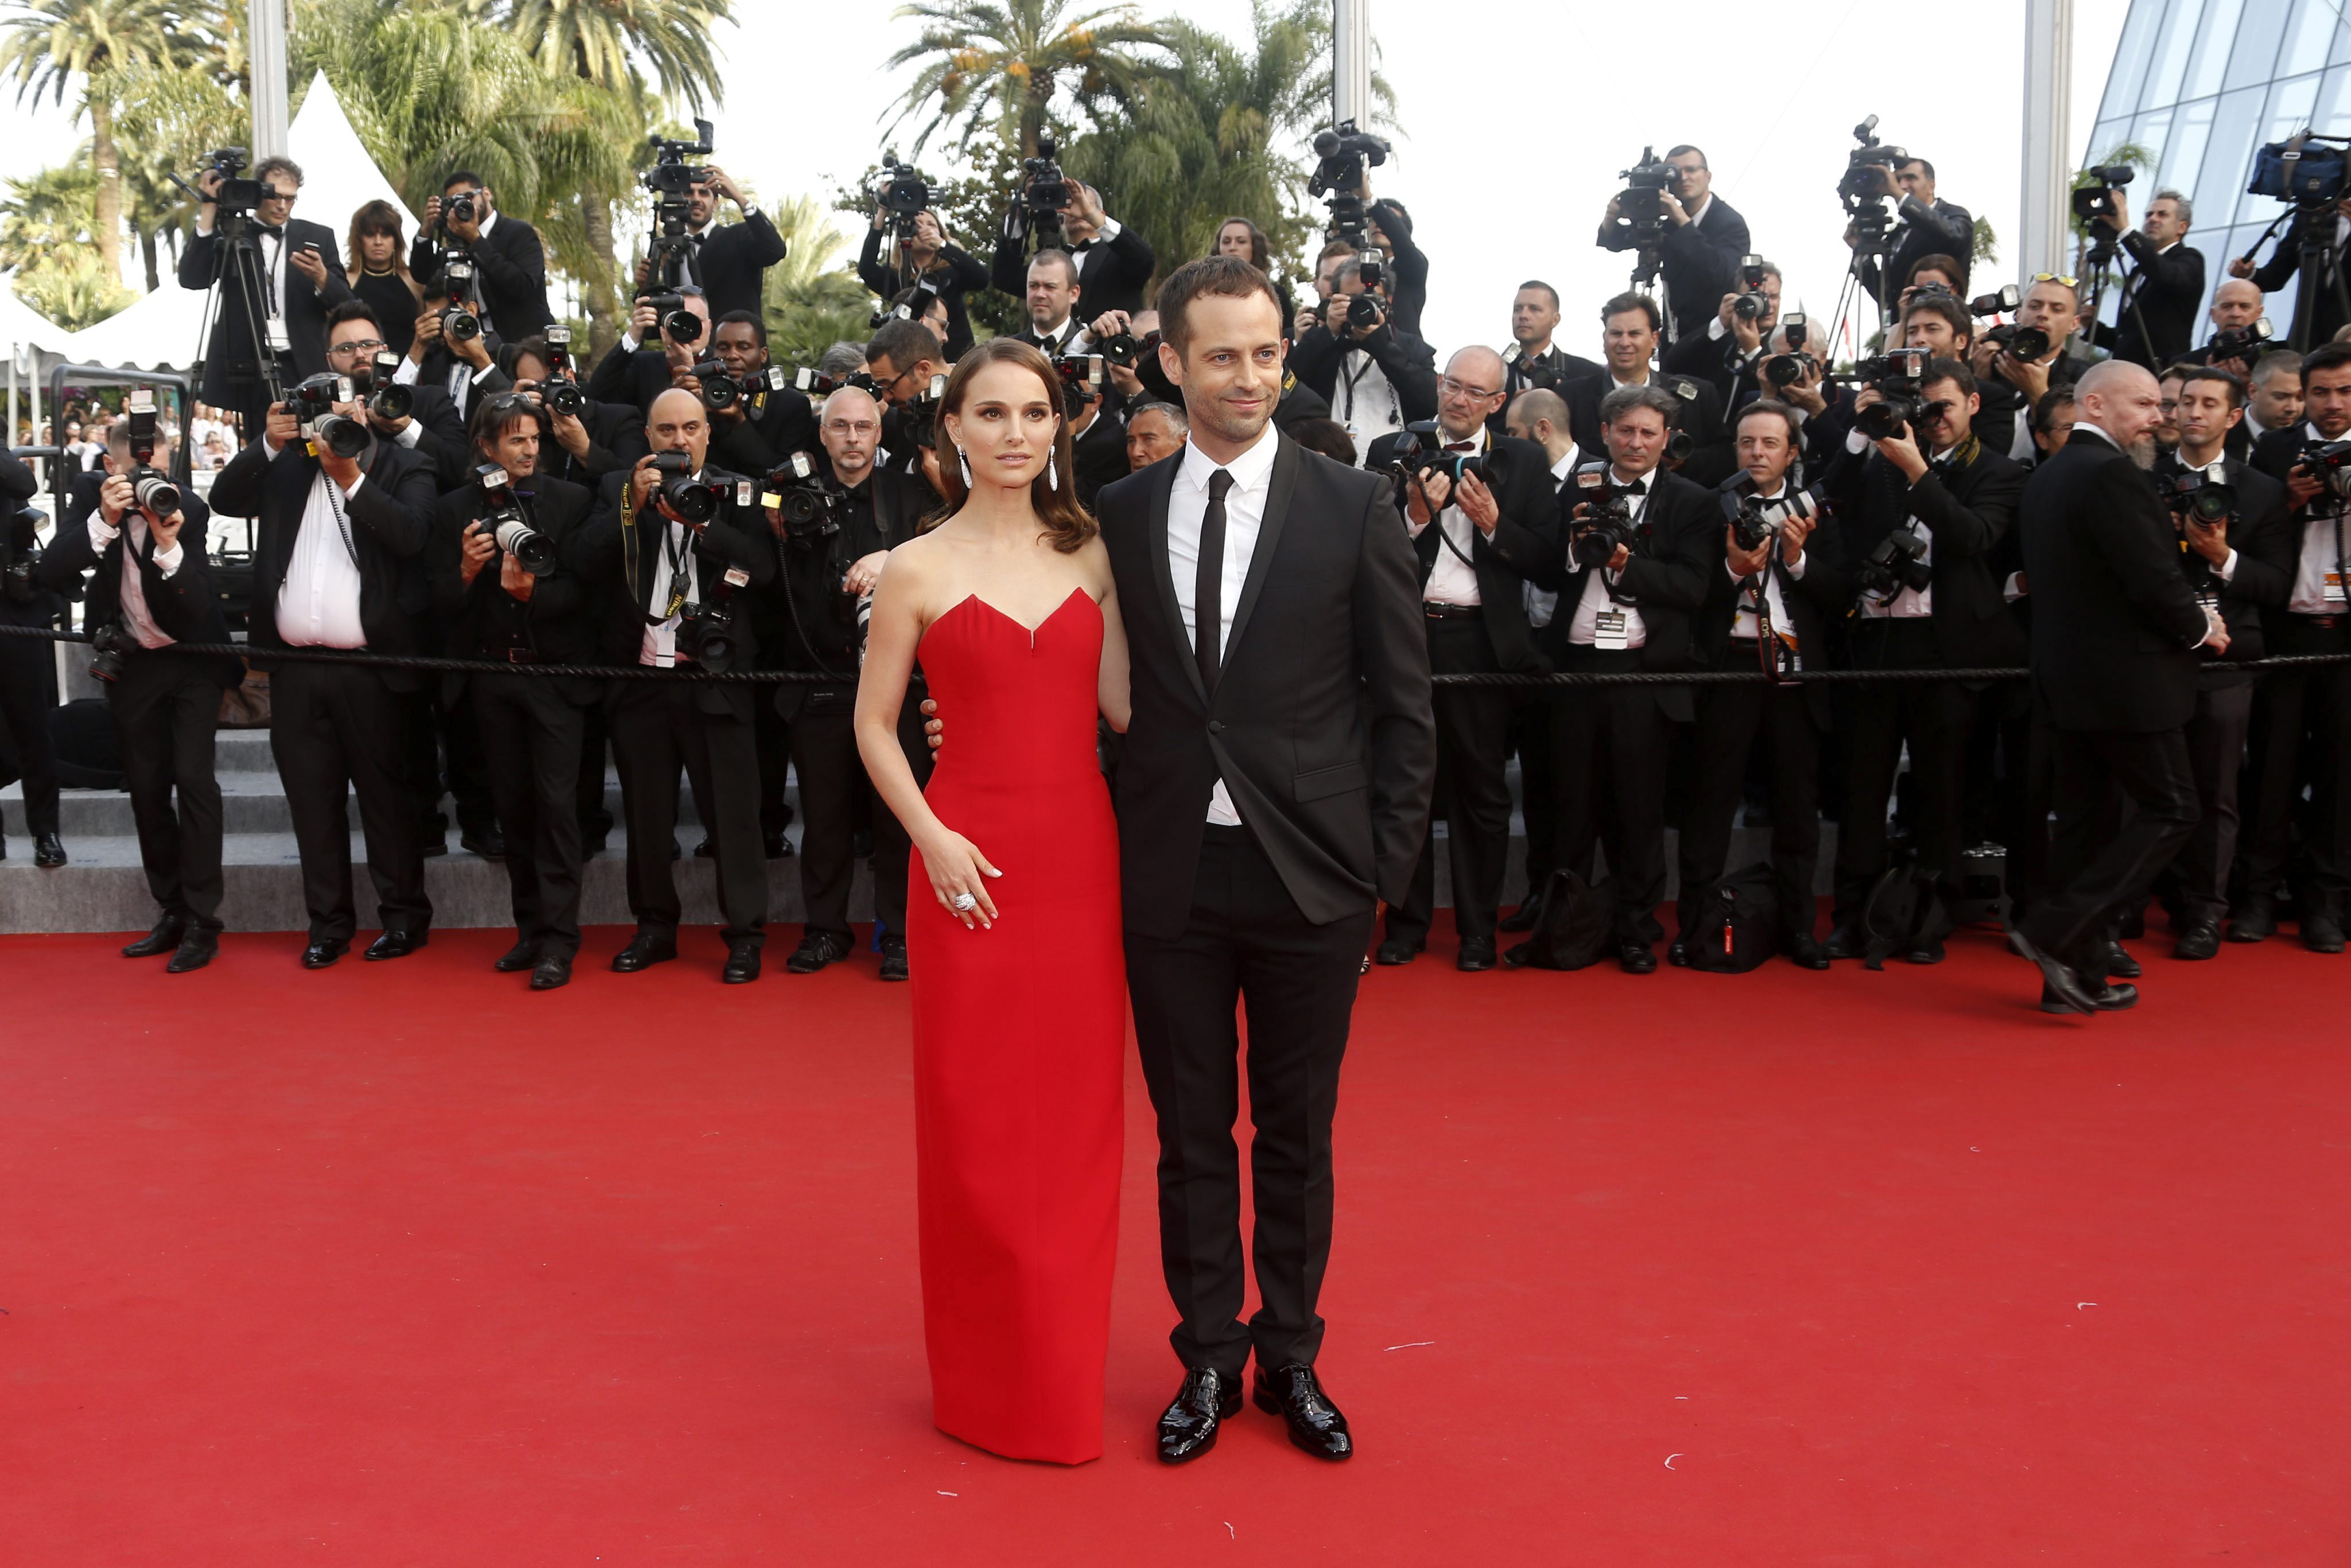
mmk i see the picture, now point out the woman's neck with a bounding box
[361,262,397,276]
[955,478,1042,545]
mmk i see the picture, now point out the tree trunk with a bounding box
[89,96,125,286]
[580,181,621,360]
[140,227,160,294]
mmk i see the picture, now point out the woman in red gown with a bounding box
[854,339,1131,1464]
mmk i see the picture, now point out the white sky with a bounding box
[2,0,2132,358]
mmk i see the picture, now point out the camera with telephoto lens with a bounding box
[648,449,739,525]
[360,350,413,421]
[641,118,714,216]
[1733,255,1772,322]
[474,463,556,576]
[1764,313,1817,389]
[1968,284,2023,317]
[1309,119,1391,247]
[2298,438,2351,499]
[1,507,42,606]
[1100,327,1161,368]
[122,389,182,518]
[762,450,844,542]
[637,291,703,347]
[2205,317,2273,366]
[2072,164,2136,224]
[288,372,370,459]
[1860,527,1933,599]
[1570,461,1640,568]
[1728,486,1824,553]
[201,146,264,216]
[876,152,933,240]
[2166,469,2237,526]
[1847,348,1940,441]
[87,619,135,683]
[436,255,482,342]
[445,191,478,227]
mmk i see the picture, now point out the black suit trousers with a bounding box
[1833,619,1976,920]
[785,698,862,938]
[1388,617,1512,946]
[2243,619,2351,910]
[474,673,589,957]
[1676,658,1823,942]
[408,681,496,842]
[0,632,59,837]
[2168,678,2255,926]
[606,678,766,945]
[109,651,226,927]
[1512,686,1560,894]
[269,659,432,941]
[2022,725,2202,976]
[1989,685,2057,921]
[1125,823,1373,1380]
[1550,646,1670,944]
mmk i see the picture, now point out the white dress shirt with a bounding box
[1524,447,1578,628]
[274,460,370,649]
[1168,427,1279,825]
[1405,430,1488,607]
[1335,348,1402,463]
[641,506,705,667]
[1068,217,1122,293]
[87,510,185,649]
[1563,466,1654,650]
[1728,483,1809,643]
[1852,436,1961,619]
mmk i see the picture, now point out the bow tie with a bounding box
[1619,479,1648,495]
[1072,238,1098,253]
[259,226,286,240]
[1445,441,1476,452]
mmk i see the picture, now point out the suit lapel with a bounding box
[1145,455,1206,705]
[1225,434,1298,669]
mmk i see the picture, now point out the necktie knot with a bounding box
[1207,467,1235,500]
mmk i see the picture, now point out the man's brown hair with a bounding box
[1155,256,1285,355]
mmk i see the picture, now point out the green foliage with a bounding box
[13,244,136,329]
[0,156,100,273]
[467,0,734,112]
[884,0,1178,160]
[762,194,879,371]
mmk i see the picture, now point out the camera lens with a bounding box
[494,517,557,575]
[133,473,181,515]
[370,384,414,421]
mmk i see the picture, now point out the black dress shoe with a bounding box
[494,939,538,973]
[1905,936,1946,965]
[2229,896,2275,943]
[530,954,573,990]
[122,917,189,958]
[694,837,713,859]
[1666,938,1692,968]
[2303,909,2348,954]
[2173,919,2222,961]
[610,933,678,972]
[1456,936,1496,972]
[33,832,66,868]
[2009,927,2094,1016]
[1821,923,1863,961]
[166,930,218,973]
[301,937,350,969]
[1252,1363,1353,1461]
[1618,942,1657,975]
[1374,936,1421,965]
[1786,935,1831,971]
[2043,979,2137,1013]
[460,825,507,860]
[764,832,794,859]
[1157,1367,1243,1464]
[419,833,448,857]
[364,930,427,961]
[784,930,851,975]
[1497,894,1545,933]
[723,940,762,983]
[2102,940,2143,979]
[879,936,909,982]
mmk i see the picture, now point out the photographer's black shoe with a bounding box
[494,939,538,973]
[2303,909,2347,954]
[1666,938,1692,968]
[723,941,762,984]
[1904,936,1945,965]
[33,832,65,868]
[301,937,349,969]
[1618,943,1657,975]
[1821,923,1863,961]
[2042,979,2137,1014]
[2229,897,2275,942]
[123,917,188,958]
[785,930,853,975]
[1374,937,1421,966]
[2102,940,2143,979]
[530,953,573,991]
[166,930,218,973]
[879,936,909,982]
[460,825,506,860]
[1157,1367,1243,1465]
[610,933,677,972]
[1787,935,1832,971]
[365,930,427,961]
[694,837,712,858]
[2173,920,2222,961]
[1456,936,1496,972]
[1497,894,1545,934]
[764,832,794,859]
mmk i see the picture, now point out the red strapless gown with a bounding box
[907,588,1124,1464]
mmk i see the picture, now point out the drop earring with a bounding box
[958,446,972,486]
[1047,450,1059,490]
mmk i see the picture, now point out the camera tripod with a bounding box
[178,181,292,440]
[2072,222,2159,364]
[2287,197,2351,351]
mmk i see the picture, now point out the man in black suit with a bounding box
[323,301,469,488]
[1286,260,1440,459]
[990,178,1155,319]
[410,171,553,341]
[2090,188,2206,371]
[671,163,788,321]
[395,275,513,434]
[1562,292,1732,486]
[2011,362,2225,1014]
[1853,154,1976,305]
[1974,276,2096,459]
[683,310,818,476]
[2235,196,2351,350]
[573,388,777,982]
[429,395,602,990]
[500,334,649,491]
[1367,347,1559,971]
[179,156,355,440]
[998,247,1094,356]
[1822,357,2027,962]
[1597,144,1749,346]
[586,290,712,416]
[0,449,63,867]
[2239,340,2351,949]
[36,426,236,961]
[207,384,441,967]
[1676,401,1851,969]
[1534,382,1717,972]
[1495,280,1601,432]
[1662,258,1784,416]
[1095,257,1433,1463]
[2154,366,2294,958]
[1497,387,1582,931]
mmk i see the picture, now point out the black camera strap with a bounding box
[320,464,360,570]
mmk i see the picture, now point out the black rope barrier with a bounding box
[3,622,2349,687]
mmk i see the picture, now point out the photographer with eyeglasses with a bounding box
[321,301,469,488]
[180,155,354,440]
[1662,256,1786,417]
[860,185,986,363]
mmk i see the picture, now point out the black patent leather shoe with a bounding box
[1456,936,1496,972]
[1618,942,1656,975]
[1374,936,1421,966]
[530,954,572,991]
[166,930,218,973]
[1821,923,1863,961]
[2173,919,2221,961]
[2009,927,2094,1016]
[494,939,538,973]
[878,937,908,983]
[785,930,852,975]
[301,937,349,969]
[364,929,427,961]
[1252,1363,1353,1461]
[723,940,762,984]
[1157,1367,1243,1465]
[611,933,677,972]
[123,917,189,958]
[34,832,66,868]
[1497,894,1545,934]
[2043,979,2137,1013]
[1787,935,1831,971]
[2102,940,2143,979]
[1666,938,1692,968]
[764,832,793,859]
[2228,897,2275,943]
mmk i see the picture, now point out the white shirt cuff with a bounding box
[339,472,367,499]
[1785,553,1807,580]
[2003,571,2027,602]
[87,517,121,550]
[1845,429,1869,455]
[1096,216,1122,241]
[392,359,420,386]
[470,362,499,385]
[1405,518,1430,537]
[393,420,423,448]
[1708,316,1726,341]
[154,541,184,577]
[2216,548,2239,583]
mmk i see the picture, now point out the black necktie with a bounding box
[1196,468,1234,693]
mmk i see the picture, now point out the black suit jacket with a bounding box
[1601,197,1749,343]
[992,224,1156,319]
[1976,352,2094,466]
[685,210,789,321]
[1543,466,1720,721]
[2096,235,2206,370]
[1287,322,1441,436]
[411,214,553,339]
[859,230,990,362]
[2251,207,2351,348]
[36,487,241,687]
[1098,436,1435,937]
[391,382,472,491]
[707,383,819,477]
[2250,424,2315,484]
[542,397,649,490]
[430,474,602,704]
[177,218,355,405]
[2020,433,2212,732]
[207,434,441,682]
[2150,452,2293,678]
[1860,197,1976,302]
[1827,436,2031,669]
[1692,479,1855,727]
[1364,429,1559,674]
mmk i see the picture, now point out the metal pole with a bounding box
[249,0,290,160]
[1332,0,1370,127]
[2019,0,2074,282]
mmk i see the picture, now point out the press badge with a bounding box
[1593,608,1631,650]
[2327,570,2345,605]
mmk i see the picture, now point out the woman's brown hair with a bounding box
[346,200,420,297]
[929,337,1097,554]
[1211,215,1270,271]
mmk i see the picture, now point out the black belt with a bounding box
[1423,601,1483,620]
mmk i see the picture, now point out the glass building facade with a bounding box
[2086,0,2348,334]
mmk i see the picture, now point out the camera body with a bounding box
[1732,255,1773,322]
[762,450,844,542]
[2166,469,2237,526]
[872,278,942,332]
[1860,527,1933,599]
[637,291,703,347]
[1332,289,1384,334]
[1054,353,1106,409]
[203,146,264,216]
[474,462,556,576]
[1570,460,1641,568]
[1849,347,1942,441]
[1309,119,1391,246]
[445,191,478,227]
[1984,321,2052,362]
[2205,316,2274,366]
[1727,486,1822,553]
[2299,438,2351,499]
[648,449,743,525]
[360,350,414,421]
[1100,328,1161,369]
[1763,313,1815,389]
[676,565,748,673]
[122,389,183,518]
[1383,420,1486,487]
[437,255,483,341]
[691,361,789,413]
[288,372,371,459]
[87,619,135,682]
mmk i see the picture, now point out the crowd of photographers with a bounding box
[5,122,2350,1004]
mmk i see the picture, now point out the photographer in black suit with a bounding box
[1287,258,1440,461]
[1598,145,1749,346]
[573,387,776,982]
[410,171,553,340]
[1973,275,2096,459]
[1533,382,1716,973]
[1822,356,2027,962]
[663,163,787,321]
[2152,366,2293,958]
[2011,362,2226,1014]
[1562,293,1731,485]
[860,198,988,362]
[395,272,513,433]
[1663,257,1784,416]
[587,288,712,416]
[35,420,236,965]
[678,310,818,476]
[323,301,468,488]
[2090,188,2206,371]
[209,383,441,967]
[1367,348,1560,971]
[991,177,1154,319]
[1675,401,1852,969]
[179,156,354,439]
[1496,281,1600,430]
[0,449,62,868]
[498,335,647,490]
[1852,155,1976,301]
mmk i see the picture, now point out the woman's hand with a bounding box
[920,827,1001,929]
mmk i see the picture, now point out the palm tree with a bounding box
[0,0,204,285]
[884,0,1177,161]
[761,192,876,370]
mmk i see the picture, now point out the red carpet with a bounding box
[4,918,2346,1564]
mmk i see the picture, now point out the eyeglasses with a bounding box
[1439,375,1500,402]
[330,338,387,355]
[2030,272,2080,289]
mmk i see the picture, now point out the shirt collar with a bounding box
[477,209,499,239]
[1550,447,1580,482]
[2075,422,2123,450]
[1687,194,1713,226]
[1177,425,1278,494]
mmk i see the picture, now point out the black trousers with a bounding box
[1550,646,1670,945]
[607,678,765,945]
[577,705,615,847]
[1990,685,2057,920]
[1388,616,1512,946]
[269,659,430,942]
[785,692,861,938]
[870,678,933,942]
[1833,618,1974,922]
[2243,618,2351,912]
[0,630,59,838]
[754,694,793,845]
[406,680,496,843]
[109,651,226,928]
[1512,686,1560,898]
[2021,724,2202,978]
[1125,823,1374,1380]
[474,674,590,958]
[2168,677,2255,927]
[1676,654,1822,942]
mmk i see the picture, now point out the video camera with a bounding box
[286,372,371,459]
[1022,133,1071,244]
[122,389,182,518]
[1838,116,1907,258]
[199,146,265,217]
[2073,163,2136,226]
[2248,131,2349,206]
[641,117,716,288]
[1611,146,1681,255]
[761,450,845,542]
[474,462,557,575]
[1,507,42,606]
[1309,119,1391,248]
[1569,460,1642,568]
[647,449,744,525]
[540,325,585,417]
[1844,347,1942,442]
[1860,527,1933,600]
[690,360,791,413]
[876,151,934,239]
